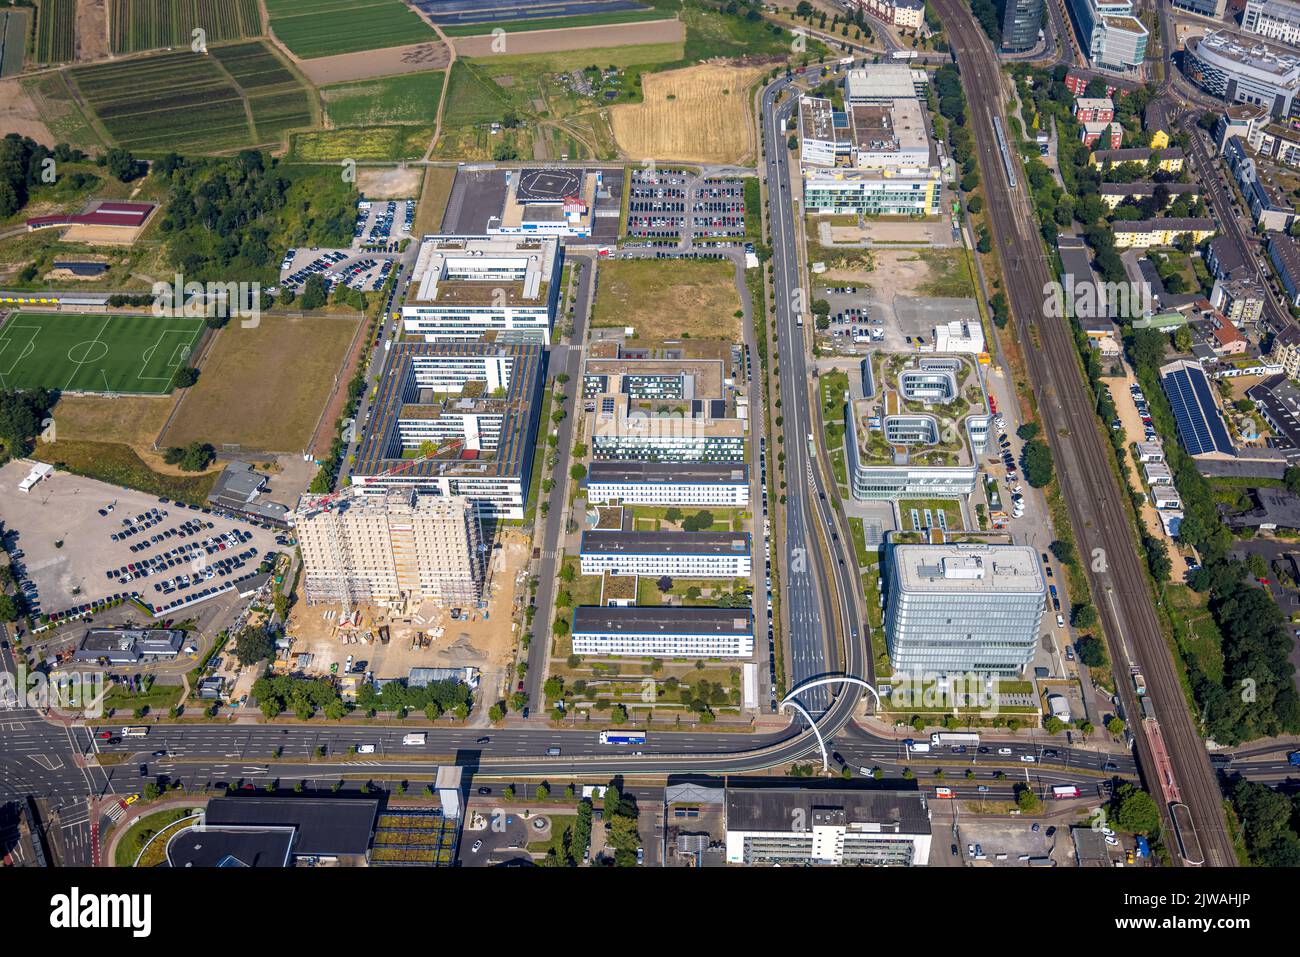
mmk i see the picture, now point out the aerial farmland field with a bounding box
[109,0,263,54]
[64,41,315,153]
[33,0,75,63]
[265,0,436,59]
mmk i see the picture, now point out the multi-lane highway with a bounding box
[929,0,1236,865]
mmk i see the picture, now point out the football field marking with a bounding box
[62,317,112,392]
[0,323,41,385]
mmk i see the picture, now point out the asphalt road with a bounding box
[929,0,1235,866]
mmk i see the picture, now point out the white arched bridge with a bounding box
[780,676,880,772]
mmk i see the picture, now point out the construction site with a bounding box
[278,477,533,715]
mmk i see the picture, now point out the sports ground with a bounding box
[0,312,205,394]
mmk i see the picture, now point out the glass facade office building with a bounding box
[884,544,1046,676]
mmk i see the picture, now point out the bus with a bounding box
[120,727,149,738]
[934,786,954,799]
[1051,785,1081,799]
[600,730,647,745]
[931,732,980,747]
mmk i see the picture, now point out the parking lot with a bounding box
[0,461,281,624]
[279,247,397,294]
[626,169,748,245]
[353,198,413,251]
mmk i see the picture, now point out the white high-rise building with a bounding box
[293,491,483,608]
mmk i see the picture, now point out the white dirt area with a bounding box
[452,18,684,57]
[284,529,532,684]
[827,219,952,246]
[357,166,422,199]
[0,78,55,145]
[294,40,450,85]
[75,0,109,63]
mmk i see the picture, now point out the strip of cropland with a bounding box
[265,0,436,59]
[930,0,1235,866]
[64,40,314,152]
[0,312,204,394]
[108,0,263,54]
[33,0,74,63]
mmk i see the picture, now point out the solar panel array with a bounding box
[1161,364,1235,456]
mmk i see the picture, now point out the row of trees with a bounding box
[0,388,54,461]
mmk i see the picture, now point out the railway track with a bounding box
[930,0,1236,866]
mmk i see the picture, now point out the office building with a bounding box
[1184,30,1300,123]
[401,235,563,344]
[1171,0,1226,16]
[846,353,991,500]
[350,341,543,519]
[1248,373,1300,450]
[1002,0,1045,52]
[570,606,754,658]
[724,788,932,866]
[802,167,943,216]
[1244,0,1300,44]
[293,490,482,608]
[585,461,750,507]
[883,543,1047,676]
[578,529,751,578]
[844,64,929,104]
[167,797,381,868]
[488,167,599,238]
[800,95,933,172]
[584,353,747,462]
[1065,0,1148,71]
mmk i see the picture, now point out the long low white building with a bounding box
[578,530,751,578]
[585,461,750,507]
[725,788,932,866]
[571,606,754,658]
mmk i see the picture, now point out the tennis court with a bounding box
[0,312,205,394]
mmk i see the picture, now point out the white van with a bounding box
[357,744,376,754]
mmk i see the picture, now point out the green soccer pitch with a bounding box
[0,312,205,394]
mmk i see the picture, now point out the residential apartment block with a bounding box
[293,491,482,608]
[1243,0,1300,45]
[1089,147,1185,171]
[1269,232,1300,307]
[1111,218,1217,249]
[848,0,926,30]
[883,543,1047,676]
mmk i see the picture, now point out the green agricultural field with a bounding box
[0,312,204,395]
[109,0,263,54]
[321,71,445,127]
[289,125,434,161]
[437,5,675,37]
[264,0,435,59]
[1,8,30,76]
[33,0,75,63]
[64,41,315,153]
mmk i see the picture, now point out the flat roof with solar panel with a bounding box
[1160,359,1236,457]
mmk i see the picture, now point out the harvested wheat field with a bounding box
[610,62,764,164]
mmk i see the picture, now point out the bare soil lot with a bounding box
[0,78,55,145]
[453,18,684,57]
[295,40,449,85]
[161,312,363,453]
[591,257,741,341]
[610,62,764,164]
[357,166,423,199]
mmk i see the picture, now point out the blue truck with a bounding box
[1288,751,1300,767]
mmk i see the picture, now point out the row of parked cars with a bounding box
[152,547,256,597]
[284,250,348,289]
[108,528,250,586]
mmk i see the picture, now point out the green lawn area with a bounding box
[848,517,871,568]
[900,498,963,530]
[636,576,750,606]
[0,312,203,394]
[526,813,579,858]
[626,505,746,531]
[113,806,201,867]
[104,682,184,717]
[321,70,445,127]
[917,249,977,298]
